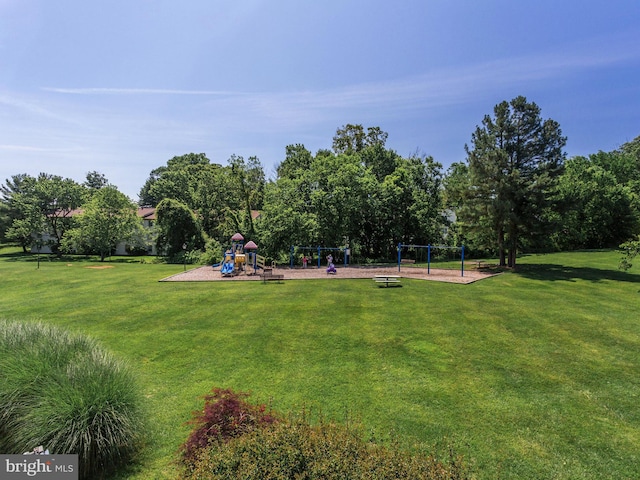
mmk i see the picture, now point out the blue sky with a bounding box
[1,0,639,200]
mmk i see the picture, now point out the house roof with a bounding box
[49,207,156,219]
[138,207,156,220]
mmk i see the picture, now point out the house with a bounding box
[113,207,157,255]
[32,207,157,256]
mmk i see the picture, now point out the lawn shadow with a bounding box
[514,263,640,284]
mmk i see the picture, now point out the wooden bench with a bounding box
[473,261,490,269]
[400,259,415,264]
[261,269,284,283]
[373,275,401,287]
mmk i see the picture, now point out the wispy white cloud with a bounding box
[0,144,81,153]
[41,29,639,123]
[2,28,638,198]
[42,87,246,96]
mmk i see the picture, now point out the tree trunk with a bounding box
[507,237,517,268]
[498,229,506,266]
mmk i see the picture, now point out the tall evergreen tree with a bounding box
[463,96,566,267]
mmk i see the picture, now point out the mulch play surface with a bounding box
[161,265,496,284]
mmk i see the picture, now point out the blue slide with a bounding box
[220,261,235,275]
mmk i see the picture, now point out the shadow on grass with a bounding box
[513,263,640,284]
[0,252,150,264]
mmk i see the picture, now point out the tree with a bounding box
[84,171,109,193]
[34,174,87,254]
[139,153,212,207]
[617,134,640,270]
[462,96,566,267]
[619,236,640,271]
[63,186,138,261]
[1,173,85,254]
[257,177,319,259]
[1,174,39,250]
[261,127,447,262]
[555,156,636,249]
[228,155,265,239]
[332,124,388,155]
[276,144,314,180]
[155,198,204,257]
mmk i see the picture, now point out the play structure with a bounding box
[289,245,349,269]
[397,243,466,276]
[220,233,264,277]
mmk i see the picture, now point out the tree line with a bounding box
[1,96,639,267]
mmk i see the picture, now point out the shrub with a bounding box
[180,387,279,465]
[180,388,468,480]
[0,320,145,480]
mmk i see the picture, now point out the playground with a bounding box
[162,233,495,283]
[163,264,494,283]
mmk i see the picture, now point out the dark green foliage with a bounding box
[619,235,640,270]
[460,96,567,267]
[0,320,145,480]
[181,390,468,480]
[261,127,446,261]
[62,186,139,261]
[138,153,211,207]
[555,155,637,249]
[155,198,205,256]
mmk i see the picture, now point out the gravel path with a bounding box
[161,264,495,284]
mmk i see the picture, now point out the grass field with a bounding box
[1,246,639,479]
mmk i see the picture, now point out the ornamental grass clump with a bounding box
[180,387,468,480]
[0,320,145,480]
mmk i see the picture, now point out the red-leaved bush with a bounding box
[180,387,278,464]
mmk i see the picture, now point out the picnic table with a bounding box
[260,268,284,283]
[373,275,401,287]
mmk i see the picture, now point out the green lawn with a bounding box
[1,247,639,479]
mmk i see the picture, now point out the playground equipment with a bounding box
[220,233,262,277]
[397,243,466,277]
[290,245,349,269]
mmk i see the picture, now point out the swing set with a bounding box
[397,243,466,276]
[289,245,349,269]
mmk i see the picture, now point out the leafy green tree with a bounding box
[332,124,388,155]
[155,198,204,257]
[62,186,139,261]
[228,155,265,239]
[1,174,39,250]
[619,134,640,160]
[257,177,319,259]
[0,203,9,243]
[617,135,640,269]
[139,153,212,207]
[619,236,640,271]
[261,127,447,261]
[462,96,566,267]
[84,171,109,193]
[276,144,314,180]
[34,174,87,253]
[192,163,235,241]
[139,153,266,248]
[555,156,636,249]
[1,173,85,254]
